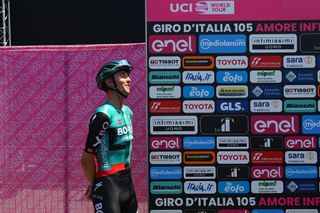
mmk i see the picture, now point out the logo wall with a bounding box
[147,5,320,212]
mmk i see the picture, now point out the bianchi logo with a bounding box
[285,71,297,82]
[287,181,298,192]
[252,86,263,97]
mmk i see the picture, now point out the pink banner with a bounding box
[0,44,147,212]
[147,0,320,21]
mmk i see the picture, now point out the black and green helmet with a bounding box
[96,59,132,89]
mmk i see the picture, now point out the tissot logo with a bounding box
[149,56,181,69]
[149,35,196,54]
[200,115,249,135]
[150,136,182,150]
[251,166,283,179]
[284,85,316,98]
[249,56,282,68]
[250,136,283,149]
[149,100,181,114]
[251,151,283,164]
[217,166,250,179]
[249,34,297,53]
[150,151,182,165]
[251,115,299,134]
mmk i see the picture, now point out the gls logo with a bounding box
[217,100,248,113]
[149,35,196,54]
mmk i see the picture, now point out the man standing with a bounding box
[81,59,138,213]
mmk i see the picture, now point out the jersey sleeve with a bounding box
[84,112,110,154]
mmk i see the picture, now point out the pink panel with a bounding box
[0,44,147,212]
[147,0,320,21]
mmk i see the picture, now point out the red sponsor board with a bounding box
[285,136,317,149]
[149,136,182,150]
[149,35,196,54]
[149,100,181,114]
[249,55,282,68]
[251,166,283,179]
[251,151,284,164]
[251,115,299,134]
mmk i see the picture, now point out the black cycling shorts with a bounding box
[91,169,138,213]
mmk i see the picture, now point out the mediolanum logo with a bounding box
[199,34,246,53]
[251,115,299,134]
[302,115,320,134]
[149,35,196,54]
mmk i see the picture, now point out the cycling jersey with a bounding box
[85,101,133,177]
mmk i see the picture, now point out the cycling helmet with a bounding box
[96,59,132,90]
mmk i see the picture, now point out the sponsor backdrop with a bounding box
[0,44,147,212]
[147,0,320,212]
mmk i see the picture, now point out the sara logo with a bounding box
[249,34,297,53]
[183,86,214,98]
[250,100,282,113]
[251,151,283,164]
[216,86,248,98]
[169,1,235,15]
[302,115,320,134]
[285,151,317,164]
[183,136,215,150]
[199,34,246,53]
[251,166,283,179]
[216,71,248,84]
[249,56,282,68]
[283,55,316,68]
[149,56,181,69]
[285,136,317,149]
[149,71,181,84]
[183,100,215,113]
[149,100,181,114]
[182,70,214,84]
[251,115,299,134]
[217,100,248,113]
[184,166,216,179]
[150,166,182,180]
[184,181,216,194]
[217,151,249,164]
[285,166,317,179]
[150,136,181,150]
[216,56,248,69]
[149,35,196,54]
[218,181,249,194]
